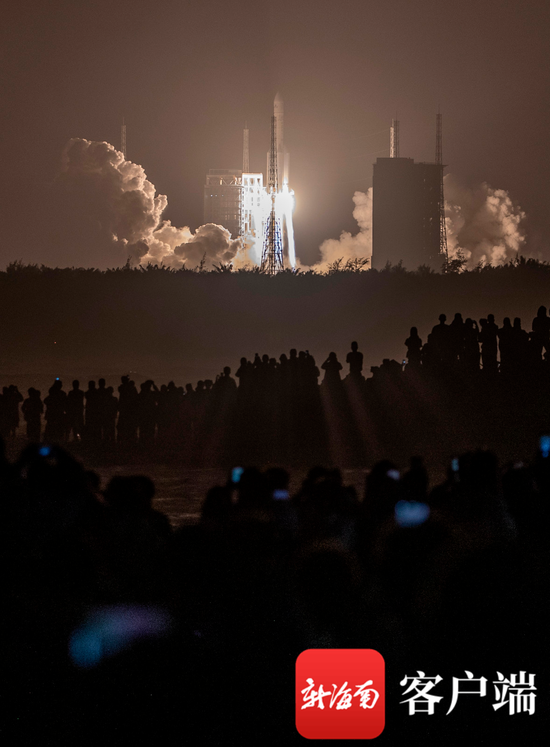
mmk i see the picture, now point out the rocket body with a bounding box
[261,94,296,270]
[274,93,288,185]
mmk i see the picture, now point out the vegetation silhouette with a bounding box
[2,255,550,402]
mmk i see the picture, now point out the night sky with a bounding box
[1,0,548,268]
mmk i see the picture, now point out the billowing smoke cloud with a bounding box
[54,138,242,268]
[312,176,526,272]
[444,174,526,267]
[313,190,372,270]
[52,140,526,273]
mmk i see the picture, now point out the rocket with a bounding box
[267,93,289,188]
[262,93,296,271]
[273,92,289,185]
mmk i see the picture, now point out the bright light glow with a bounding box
[69,605,172,668]
[394,500,431,528]
[278,184,296,268]
[241,174,296,270]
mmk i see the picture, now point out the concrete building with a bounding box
[203,169,243,239]
[241,172,264,237]
[372,157,444,270]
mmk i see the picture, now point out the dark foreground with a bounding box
[1,438,549,745]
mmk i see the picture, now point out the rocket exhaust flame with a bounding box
[279,185,296,268]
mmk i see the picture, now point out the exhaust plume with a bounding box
[54,139,242,268]
[313,177,526,271]
[444,174,526,267]
[313,189,372,270]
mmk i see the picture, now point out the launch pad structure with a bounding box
[371,114,448,271]
[261,115,284,274]
[203,169,243,241]
[203,94,295,273]
[436,112,449,264]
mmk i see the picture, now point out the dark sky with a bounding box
[1,0,549,268]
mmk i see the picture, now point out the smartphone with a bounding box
[273,489,289,501]
[394,500,430,528]
[540,435,550,459]
[231,466,244,484]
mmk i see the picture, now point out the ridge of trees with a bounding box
[2,254,549,278]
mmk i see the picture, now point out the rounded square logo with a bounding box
[296,649,385,739]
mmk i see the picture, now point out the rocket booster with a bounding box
[274,92,289,185]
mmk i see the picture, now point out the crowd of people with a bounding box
[405,307,550,374]
[2,306,550,466]
[3,306,550,743]
[1,438,547,743]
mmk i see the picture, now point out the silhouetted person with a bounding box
[22,388,43,443]
[321,352,343,388]
[180,383,197,445]
[420,334,435,369]
[0,389,8,440]
[236,357,253,393]
[402,455,429,503]
[215,366,237,394]
[118,376,139,445]
[85,380,100,442]
[97,378,109,440]
[102,474,172,599]
[288,348,299,385]
[462,318,480,372]
[278,353,291,397]
[105,386,118,442]
[346,341,364,380]
[405,327,422,368]
[138,380,158,446]
[498,317,513,373]
[479,316,498,373]
[449,312,465,363]
[512,317,530,369]
[44,379,67,443]
[431,313,452,366]
[157,382,179,443]
[531,305,550,361]
[66,380,84,441]
[301,351,320,391]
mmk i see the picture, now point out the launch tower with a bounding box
[436,112,449,264]
[203,95,295,268]
[371,118,448,271]
[261,115,284,274]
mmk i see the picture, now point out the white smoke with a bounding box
[231,232,264,269]
[444,174,526,267]
[56,140,526,273]
[313,189,372,270]
[57,138,243,269]
[312,177,526,272]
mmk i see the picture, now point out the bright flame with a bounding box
[241,178,296,270]
[276,184,296,268]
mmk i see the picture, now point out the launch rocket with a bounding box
[260,94,296,271]
[274,92,288,185]
[268,93,289,187]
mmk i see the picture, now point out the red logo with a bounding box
[296,649,385,739]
